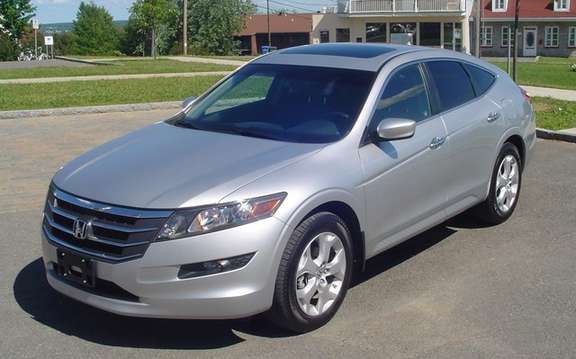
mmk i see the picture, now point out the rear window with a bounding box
[464,63,495,96]
[426,61,476,112]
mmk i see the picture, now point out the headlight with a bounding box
[155,192,286,240]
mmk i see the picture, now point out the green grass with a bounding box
[0,60,236,80]
[532,97,576,130]
[195,55,257,62]
[491,58,576,90]
[0,76,223,111]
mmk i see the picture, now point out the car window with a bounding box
[463,63,495,96]
[426,61,476,112]
[205,73,274,115]
[373,64,431,123]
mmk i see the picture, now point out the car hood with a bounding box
[53,122,324,209]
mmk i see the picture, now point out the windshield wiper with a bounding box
[207,126,284,141]
[174,121,201,130]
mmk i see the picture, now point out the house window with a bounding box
[569,26,576,47]
[481,26,493,47]
[336,28,350,42]
[366,23,387,43]
[320,30,330,43]
[493,0,507,11]
[420,23,441,47]
[554,0,570,11]
[545,26,560,47]
[501,26,515,47]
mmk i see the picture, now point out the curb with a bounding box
[0,101,181,120]
[536,128,576,144]
[55,56,112,66]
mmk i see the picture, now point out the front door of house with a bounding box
[523,27,537,57]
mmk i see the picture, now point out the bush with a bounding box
[0,33,18,61]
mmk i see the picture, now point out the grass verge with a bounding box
[491,59,576,90]
[532,97,576,131]
[0,60,236,80]
[0,76,223,111]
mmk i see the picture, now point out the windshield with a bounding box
[174,64,375,143]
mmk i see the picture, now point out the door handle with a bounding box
[429,136,445,150]
[487,112,501,122]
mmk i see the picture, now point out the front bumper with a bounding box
[42,216,287,319]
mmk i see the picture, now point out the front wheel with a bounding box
[268,212,353,333]
[473,142,522,225]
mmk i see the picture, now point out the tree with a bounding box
[130,0,177,59]
[72,2,119,55]
[0,0,35,60]
[187,0,255,55]
[53,32,77,55]
[0,0,35,40]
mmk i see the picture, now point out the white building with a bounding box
[311,0,475,53]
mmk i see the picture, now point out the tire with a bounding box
[473,142,522,225]
[268,212,354,333]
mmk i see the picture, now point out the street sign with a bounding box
[32,18,39,30]
[44,36,53,46]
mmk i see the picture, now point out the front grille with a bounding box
[43,186,173,263]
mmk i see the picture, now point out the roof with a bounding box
[236,14,313,36]
[481,0,576,19]
[252,43,426,72]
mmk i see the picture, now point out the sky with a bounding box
[32,0,337,24]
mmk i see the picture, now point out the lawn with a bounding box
[491,57,576,90]
[0,76,223,111]
[0,60,236,80]
[532,97,576,131]
[196,55,257,62]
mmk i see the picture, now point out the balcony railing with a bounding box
[339,0,465,13]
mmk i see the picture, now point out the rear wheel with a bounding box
[473,142,522,224]
[268,212,353,333]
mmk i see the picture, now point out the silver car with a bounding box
[41,43,536,333]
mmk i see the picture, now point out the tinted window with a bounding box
[464,63,495,96]
[373,64,430,123]
[177,64,375,144]
[426,61,475,112]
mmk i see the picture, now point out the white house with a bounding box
[311,0,475,53]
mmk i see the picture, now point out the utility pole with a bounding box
[267,0,271,47]
[183,0,188,55]
[512,0,521,82]
[474,0,481,57]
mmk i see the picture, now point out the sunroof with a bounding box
[281,44,396,59]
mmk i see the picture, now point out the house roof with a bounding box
[481,0,576,18]
[237,14,313,36]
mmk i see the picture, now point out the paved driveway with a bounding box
[1,111,575,359]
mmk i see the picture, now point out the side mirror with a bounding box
[376,118,416,140]
[182,96,198,108]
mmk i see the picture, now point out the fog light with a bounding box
[177,253,255,279]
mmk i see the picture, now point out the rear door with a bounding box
[424,60,503,215]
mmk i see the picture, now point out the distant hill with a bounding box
[40,20,128,34]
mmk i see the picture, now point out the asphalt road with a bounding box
[1,110,575,359]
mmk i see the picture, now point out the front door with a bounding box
[359,63,449,257]
[523,27,537,57]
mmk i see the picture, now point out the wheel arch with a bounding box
[505,134,526,169]
[301,201,366,273]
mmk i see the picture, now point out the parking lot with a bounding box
[1,110,575,359]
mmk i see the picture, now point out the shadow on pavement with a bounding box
[13,258,293,349]
[14,216,477,348]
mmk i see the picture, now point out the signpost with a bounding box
[32,18,39,59]
[44,36,53,59]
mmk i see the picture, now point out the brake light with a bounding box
[520,87,531,103]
